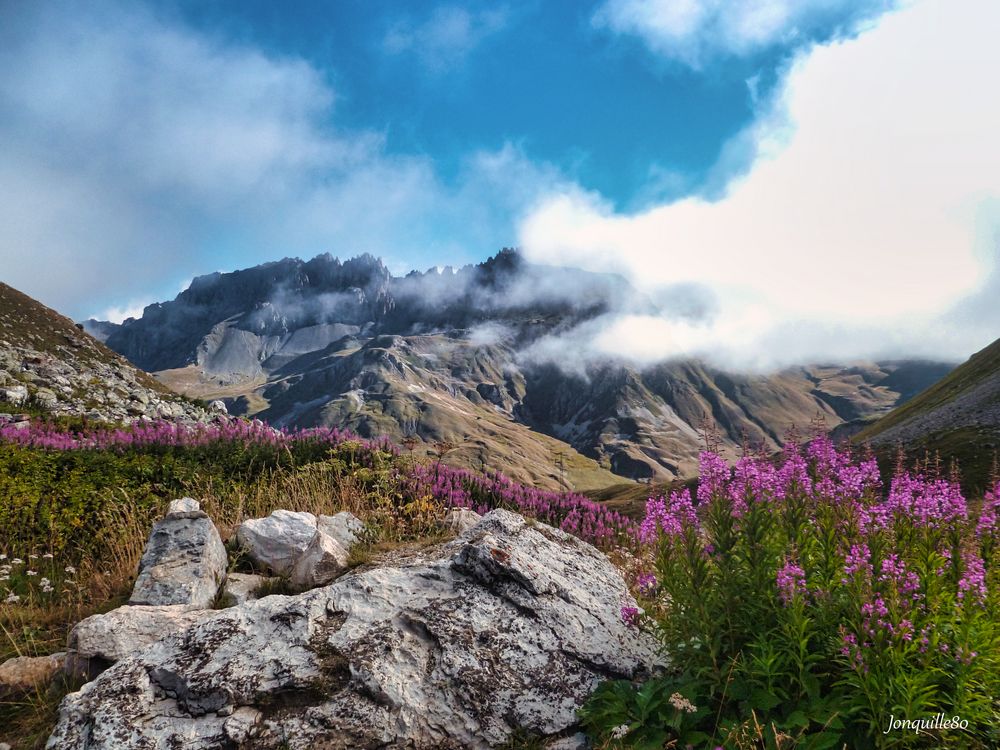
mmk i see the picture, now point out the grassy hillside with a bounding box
[858,337,1000,439]
[856,337,1000,494]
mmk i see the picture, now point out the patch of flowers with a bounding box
[581,436,1000,749]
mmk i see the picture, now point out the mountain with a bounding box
[856,335,1000,493]
[0,282,214,424]
[88,251,954,489]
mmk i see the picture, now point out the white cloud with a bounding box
[522,0,1000,369]
[99,303,148,325]
[593,0,894,67]
[383,6,508,72]
[0,2,545,319]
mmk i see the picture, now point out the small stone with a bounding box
[222,573,272,606]
[444,508,482,536]
[208,399,228,415]
[289,531,349,589]
[0,652,65,697]
[165,497,206,519]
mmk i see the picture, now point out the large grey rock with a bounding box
[236,510,318,575]
[46,510,660,749]
[316,511,366,550]
[64,606,218,680]
[0,652,65,697]
[129,505,227,609]
[288,531,350,589]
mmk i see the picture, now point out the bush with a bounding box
[581,437,1000,749]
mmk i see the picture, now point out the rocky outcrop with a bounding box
[129,499,227,609]
[0,282,214,424]
[47,509,660,749]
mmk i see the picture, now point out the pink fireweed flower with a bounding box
[958,550,987,605]
[976,484,1000,539]
[620,605,641,628]
[697,451,731,507]
[842,543,873,583]
[637,489,697,543]
[635,572,658,596]
[776,558,807,603]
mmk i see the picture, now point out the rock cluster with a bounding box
[42,506,660,749]
[0,340,213,423]
[237,509,366,588]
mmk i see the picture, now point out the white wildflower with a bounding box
[26,570,37,576]
[4,591,20,604]
[42,553,53,559]
[610,724,630,739]
[10,558,23,565]
[28,554,37,559]
[668,692,697,714]
[64,565,76,575]
[0,553,7,560]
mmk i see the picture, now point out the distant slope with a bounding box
[0,282,212,423]
[857,336,1000,493]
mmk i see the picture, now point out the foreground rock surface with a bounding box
[47,510,660,749]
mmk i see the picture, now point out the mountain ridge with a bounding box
[87,250,956,487]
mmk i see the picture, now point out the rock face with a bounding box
[0,652,65,697]
[47,510,660,749]
[129,500,227,609]
[236,509,318,576]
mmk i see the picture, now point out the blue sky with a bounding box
[1,0,998,368]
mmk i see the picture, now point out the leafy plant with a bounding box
[583,435,1000,749]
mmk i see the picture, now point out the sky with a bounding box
[0,0,998,370]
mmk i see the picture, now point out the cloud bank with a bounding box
[521,0,1000,370]
[0,2,556,319]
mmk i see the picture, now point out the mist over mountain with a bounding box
[88,250,954,487]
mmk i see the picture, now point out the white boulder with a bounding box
[236,510,317,576]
